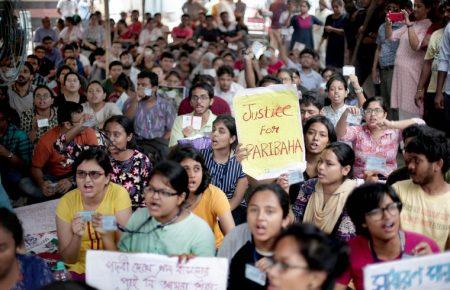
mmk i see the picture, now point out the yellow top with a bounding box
[192,184,231,248]
[393,179,450,250]
[55,182,132,274]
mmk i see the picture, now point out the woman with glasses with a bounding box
[20,85,58,144]
[102,161,215,256]
[169,82,217,147]
[335,183,439,290]
[55,148,132,281]
[54,115,152,211]
[228,184,290,290]
[267,223,348,290]
[336,97,424,179]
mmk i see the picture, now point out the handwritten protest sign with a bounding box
[86,250,228,290]
[15,199,59,253]
[364,251,450,290]
[233,84,306,180]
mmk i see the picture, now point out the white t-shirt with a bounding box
[214,82,244,114]
[82,102,123,127]
[57,0,78,19]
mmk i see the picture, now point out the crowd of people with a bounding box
[1,0,450,289]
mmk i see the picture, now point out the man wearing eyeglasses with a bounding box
[169,82,216,147]
[30,102,98,198]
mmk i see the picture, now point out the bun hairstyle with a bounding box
[275,223,349,290]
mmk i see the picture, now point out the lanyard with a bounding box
[369,230,406,262]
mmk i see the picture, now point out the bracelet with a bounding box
[7,152,13,159]
[407,24,413,28]
[354,87,364,94]
[417,89,424,93]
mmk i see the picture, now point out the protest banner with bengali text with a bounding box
[233,84,306,180]
[86,250,228,290]
[364,251,450,290]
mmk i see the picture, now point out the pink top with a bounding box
[336,231,440,290]
[172,26,194,39]
[340,125,402,178]
[268,60,285,75]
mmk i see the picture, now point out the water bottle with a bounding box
[53,261,70,281]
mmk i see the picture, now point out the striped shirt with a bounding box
[201,148,246,205]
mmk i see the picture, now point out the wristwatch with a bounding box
[354,87,364,94]
[7,152,13,158]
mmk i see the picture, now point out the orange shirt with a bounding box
[32,126,98,177]
[192,184,231,247]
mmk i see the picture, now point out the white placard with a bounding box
[192,116,202,130]
[15,199,59,235]
[364,251,450,290]
[86,250,228,290]
[37,118,50,128]
[343,65,355,76]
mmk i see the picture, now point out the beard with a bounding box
[122,64,132,70]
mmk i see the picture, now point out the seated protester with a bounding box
[291,142,357,242]
[89,48,107,82]
[189,52,217,82]
[264,47,285,76]
[336,183,440,290]
[103,61,124,98]
[322,74,365,126]
[228,184,290,290]
[169,82,217,147]
[27,55,47,87]
[56,148,132,281]
[0,208,54,289]
[276,68,295,86]
[168,145,235,247]
[278,116,337,204]
[57,44,86,77]
[218,11,245,44]
[59,16,83,45]
[20,85,58,144]
[107,73,132,111]
[119,51,140,90]
[31,102,98,198]
[214,65,244,114]
[82,81,122,128]
[53,65,73,96]
[267,223,349,290]
[7,62,35,115]
[55,72,87,107]
[298,49,323,91]
[123,71,176,142]
[198,15,221,43]
[40,36,62,69]
[172,14,194,45]
[336,97,425,179]
[392,131,450,250]
[387,124,428,185]
[106,161,215,256]
[54,115,153,211]
[300,93,324,125]
[178,74,232,116]
[159,51,176,75]
[202,115,248,224]
[63,57,88,90]
[0,107,33,198]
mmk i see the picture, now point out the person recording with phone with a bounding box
[56,148,132,282]
[385,0,432,120]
